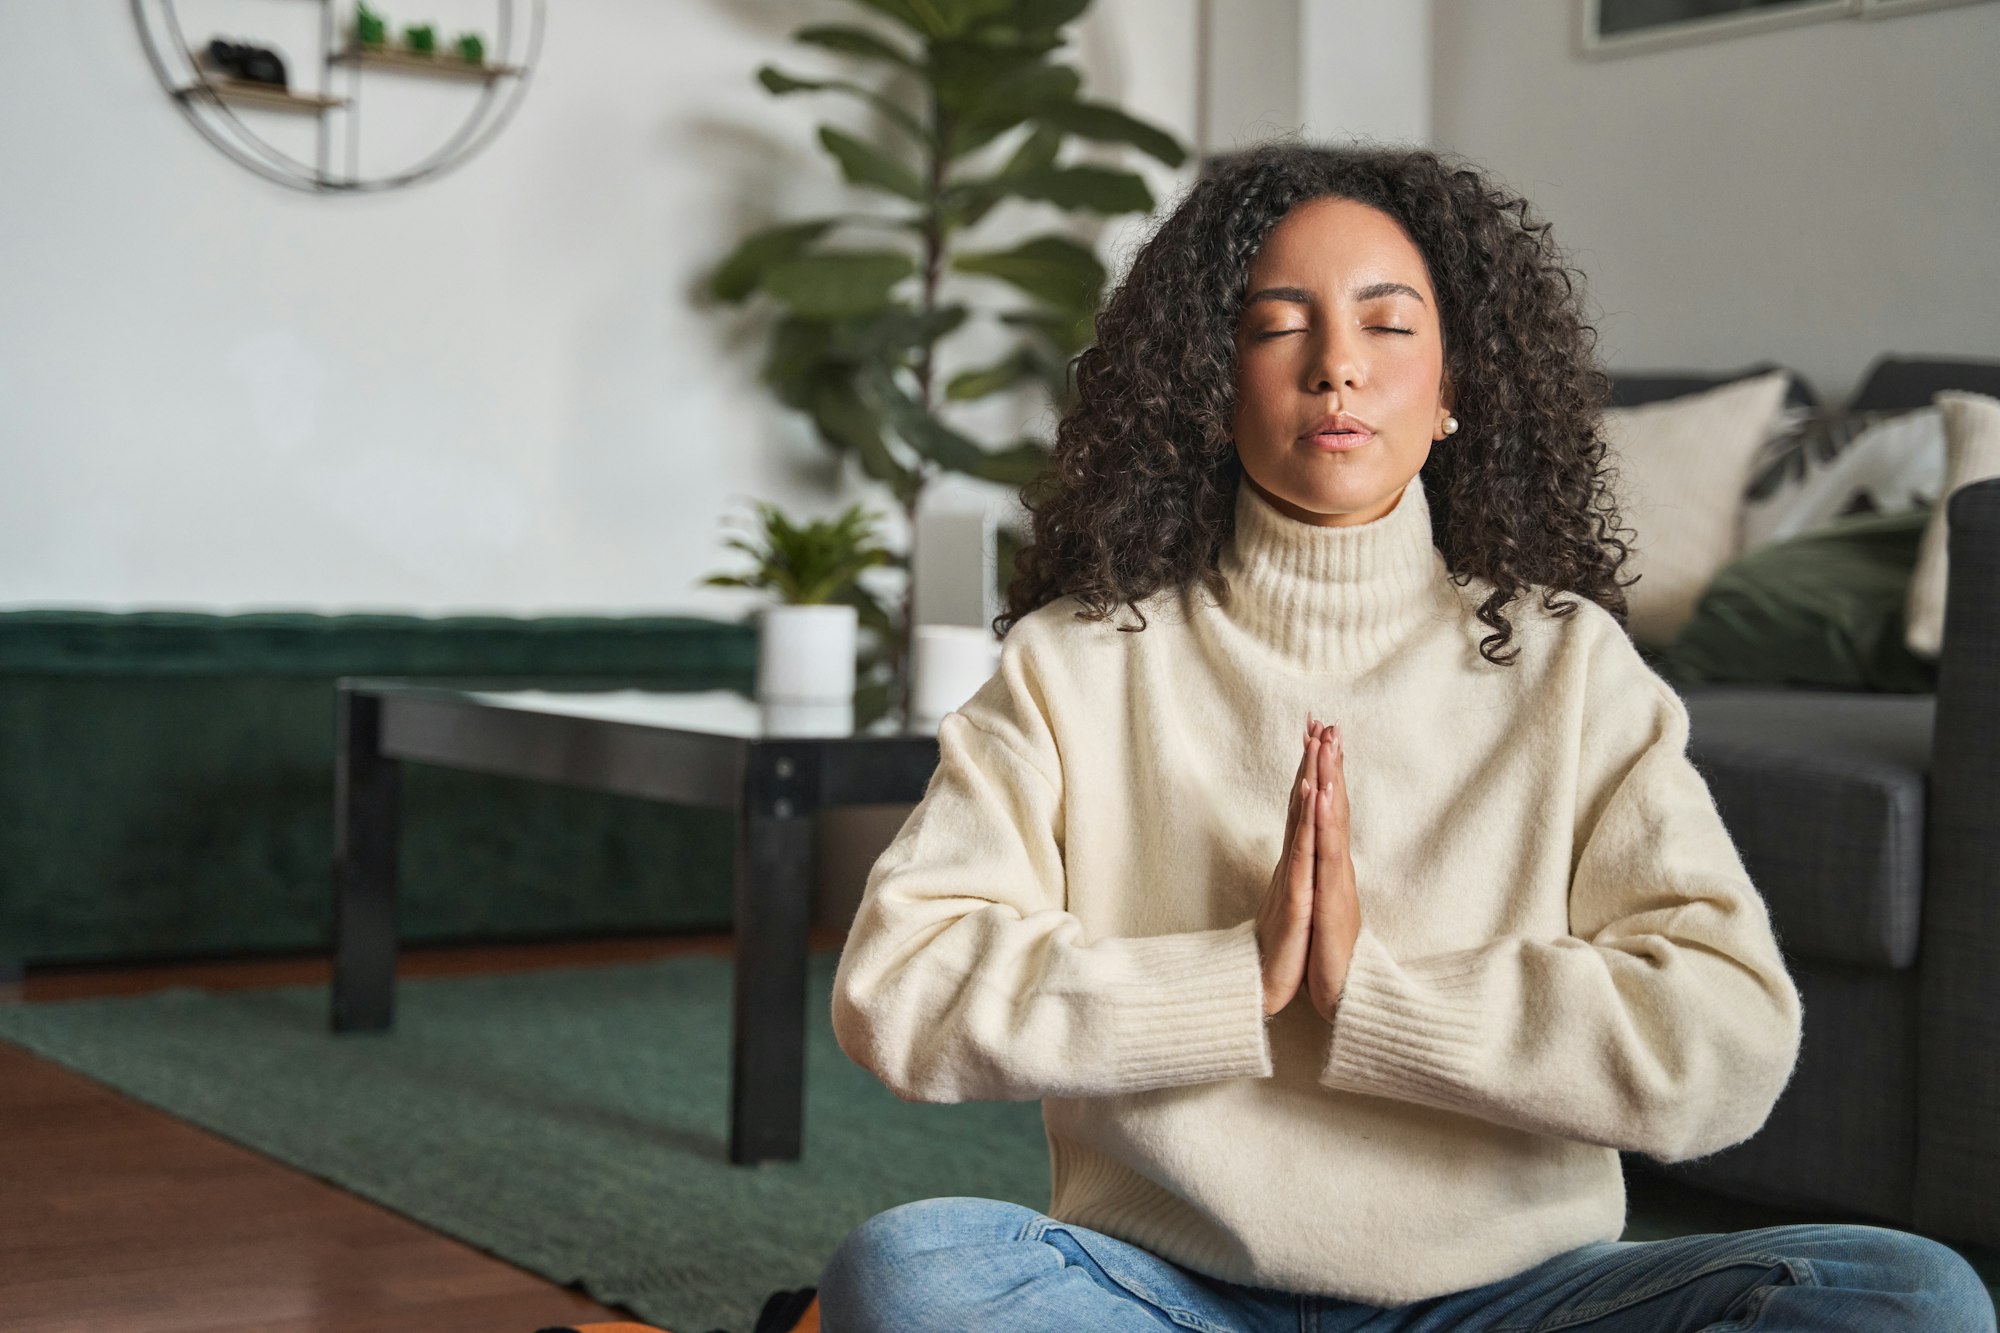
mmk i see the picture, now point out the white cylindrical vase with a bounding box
[757,603,858,707]
[911,623,1001,733]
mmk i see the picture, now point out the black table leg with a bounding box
[333,688,401,1032]
[730,748,816,1165]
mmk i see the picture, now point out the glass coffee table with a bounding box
[330,677,941,1165]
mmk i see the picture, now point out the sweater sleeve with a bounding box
[830,626,1275,1104]
[1316,627,1804,1164]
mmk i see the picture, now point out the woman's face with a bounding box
[1230,196,1455,527]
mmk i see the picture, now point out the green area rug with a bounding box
[3,951,1993,1331]
[0,950,1050,1333]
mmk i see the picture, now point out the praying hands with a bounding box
[1256,712,1363,1024]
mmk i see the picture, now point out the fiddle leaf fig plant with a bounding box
[706,0,1187,726]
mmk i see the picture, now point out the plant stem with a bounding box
[889,95,956,732]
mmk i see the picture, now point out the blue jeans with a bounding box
[817,1195,1996,1332]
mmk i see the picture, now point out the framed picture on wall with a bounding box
[1576,0,1857,58]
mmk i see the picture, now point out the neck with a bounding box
[1211,471,1449,674]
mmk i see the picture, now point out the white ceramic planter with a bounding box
[756,602,858,706]
[910,623,1002,733]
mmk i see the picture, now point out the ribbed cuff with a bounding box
[1318,921,1486,1103]
[1104,916,1274,1086]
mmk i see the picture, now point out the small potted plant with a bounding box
[402,22,436,55]
[700,499,893,729]
[355,2,387,48]
[454,31,485,65]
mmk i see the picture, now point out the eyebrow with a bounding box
[1244,281,1427,309]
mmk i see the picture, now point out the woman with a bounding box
[816,140,1995,1331]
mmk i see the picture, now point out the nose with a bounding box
[1303,323,1365,395]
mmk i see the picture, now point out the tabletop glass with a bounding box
[439,685,933,741]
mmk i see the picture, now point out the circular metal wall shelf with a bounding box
[133,0,545,193]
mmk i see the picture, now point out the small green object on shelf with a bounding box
[455,31,485,65]
[403,22,436,54]
[355,1,386,47]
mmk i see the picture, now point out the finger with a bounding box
[1292,775,1318,898]
[1316,755,1343,880]
[1285,733,1318,837]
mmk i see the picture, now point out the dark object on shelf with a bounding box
[204,38,288,89]
[455,30,485,64]
[403,22,436,53]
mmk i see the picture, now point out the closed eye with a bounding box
[1254,327,1415,340]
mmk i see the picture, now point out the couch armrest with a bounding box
[1916,474,2000,1247]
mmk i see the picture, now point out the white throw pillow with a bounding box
[1741,406,1946,552]
[1904,390,2000,660]
[1600,370,1794,649]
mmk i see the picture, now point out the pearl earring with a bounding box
[1443,416,1459,435]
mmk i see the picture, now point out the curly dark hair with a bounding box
[993,137,1637,667]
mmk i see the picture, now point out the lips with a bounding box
[1300,411,1375,450]
[1299,411,1375,442]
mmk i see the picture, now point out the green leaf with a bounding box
[757,66,926,145]
[925,39,1052,117]
[812,375,919,506]
[985,163,1154,214]
[946,62,1083,157]
[1000,306,1096,358]
[846,0,1015,40]
[944,348,1040,401]
[762,304,969,410]
[964,437,1053,487]
[762,250,917,317]
[708,218,837,303]
[953,233,1104,307]
[872,367,997,475]
[1000,122,1062,176]
[818,125,928,202]
[704,498,898,605]
[1035,99,1186,167]
[1007,0,1091,35]
[761,316,836,408]
[792,23,920,69]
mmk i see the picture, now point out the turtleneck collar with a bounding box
[1205,470,1454,675]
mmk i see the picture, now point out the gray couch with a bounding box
[1610,356,2000,1256]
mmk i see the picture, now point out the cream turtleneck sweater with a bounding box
[829,470,1803,1305]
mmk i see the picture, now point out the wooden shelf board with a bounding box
[330,45,522,81]
[176,77,347,114]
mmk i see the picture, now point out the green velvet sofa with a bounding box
[0,610,758,968]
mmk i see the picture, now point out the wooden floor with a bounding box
[0,927,847,1333]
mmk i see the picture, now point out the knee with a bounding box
[1884,1233,1994,1329]
[1803,1225,1994,1329]
[817,1197,1040,1331]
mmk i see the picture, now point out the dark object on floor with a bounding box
[534,1285,819,1333]
[204,39,287,88]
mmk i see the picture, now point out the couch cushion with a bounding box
[1654,506,1938,695]
[1675,685,1931,970]
[1848,354,2000,412]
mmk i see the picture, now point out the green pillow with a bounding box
[1653,505,1939,694]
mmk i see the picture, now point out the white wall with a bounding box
[0,0,1199,614]
[1430,0,2000,402]
[1198,0,1431,153]
[1300,0,1431,150]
